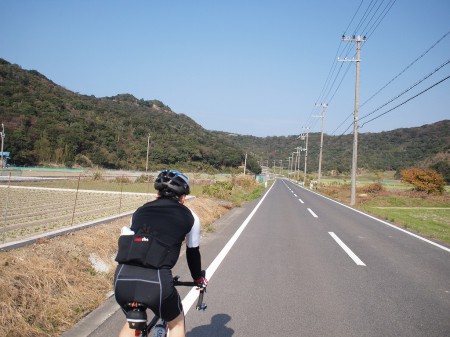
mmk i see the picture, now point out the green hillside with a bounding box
[0,58,260,173]
[213,120,449,178]
[1,58,448,179]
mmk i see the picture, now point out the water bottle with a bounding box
[153,323,166,337]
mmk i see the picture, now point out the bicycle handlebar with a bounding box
[172,271,207,311]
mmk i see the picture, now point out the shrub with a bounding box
[232,175,259,189]
[400,168,445,194]
[92,171,103,181]
[135,174,153,183]
[360,183,383,193]
[115,176,131,184]
[202,181,233,199]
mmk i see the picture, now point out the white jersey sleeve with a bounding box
[186,210,201,248]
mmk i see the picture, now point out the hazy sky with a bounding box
[1,0,449,137]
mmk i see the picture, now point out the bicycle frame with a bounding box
[125,274,207,337]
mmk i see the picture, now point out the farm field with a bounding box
[0,185,154,243]
[0,170,233,244]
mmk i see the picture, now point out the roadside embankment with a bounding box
[0,197,231,337]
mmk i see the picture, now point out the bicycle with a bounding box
[124,272,207,337]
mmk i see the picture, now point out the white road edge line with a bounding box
[307,208,318,218]
[181,180,276,314]
[329,232,366,266]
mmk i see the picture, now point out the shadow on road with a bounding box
[186,313,234,336]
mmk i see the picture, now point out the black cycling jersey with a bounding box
[114,197,203,322]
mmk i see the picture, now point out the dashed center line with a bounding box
[329,232,366,266]
[298,198,304,204]
[307,208,318,218]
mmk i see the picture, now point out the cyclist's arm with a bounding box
[186,211,202,280]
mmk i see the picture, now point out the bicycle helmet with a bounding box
[154,169,190,196]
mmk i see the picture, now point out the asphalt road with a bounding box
[74,179,450,337]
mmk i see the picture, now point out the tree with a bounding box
[34,132,51,163]
[431,160,450,184]
[400,168,445,194]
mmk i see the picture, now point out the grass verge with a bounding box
[319,184,450,246]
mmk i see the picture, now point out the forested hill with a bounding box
[213,119,449,176]
[0,58,260,173]
[0,58,448,177]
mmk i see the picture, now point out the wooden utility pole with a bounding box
[145,133,151,174]
[315,103,328,187]
[301,128,310,186]
[244,153,248,175]
[339,35,365,205]
[0,123,5,169]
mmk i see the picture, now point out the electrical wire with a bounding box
[301,0,397,134]
[359,58,450,121]
[339,59,450,134]
[353,0,377,35]
[360,28,450,108]
[328,61,353,104]
[360,74,450,127]
[319,0,396,115]
[359,0,387,35]
[363,0,397,41]
[300,1,365,132]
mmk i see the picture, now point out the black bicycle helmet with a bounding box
[154,169,190,196]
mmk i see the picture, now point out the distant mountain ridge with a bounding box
[213,120,449,176]
[0,58,448,177]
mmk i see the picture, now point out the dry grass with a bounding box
[0,197,231,337]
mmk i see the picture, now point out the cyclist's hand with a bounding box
[194,277,208,290]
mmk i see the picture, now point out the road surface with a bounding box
[84,179,450,337]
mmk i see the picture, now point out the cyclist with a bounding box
[114,169,208,337]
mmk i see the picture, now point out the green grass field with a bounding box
[318,176,450,246]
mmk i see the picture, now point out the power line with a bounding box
[360,74,450,127]
[327,61,353,104]
[313,0,396,124]
[363,0,397,40]
[353,0,377,35]
[302,1,366,131]
[314,0,364,107]
[333,28,450,135]
[359,0,387,35]
[360,58,450,122]
[302,0,396,134]
[360,28,450,108]
[344,0,365,35]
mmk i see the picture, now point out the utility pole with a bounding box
[339,35,365,205]
[279,160,283,175]
[287,158,291,177]
[145,133,151,174]
[296,147,301,181]
[0,123,5,169]
[244,153,248,175]
[288,156,291,177]
[314,103,328,187]
[291,152,295,178]
[291,152,295,174]
[292,151,298,181]
[301,128,310,186]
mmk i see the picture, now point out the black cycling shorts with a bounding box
[114,264,183,322]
